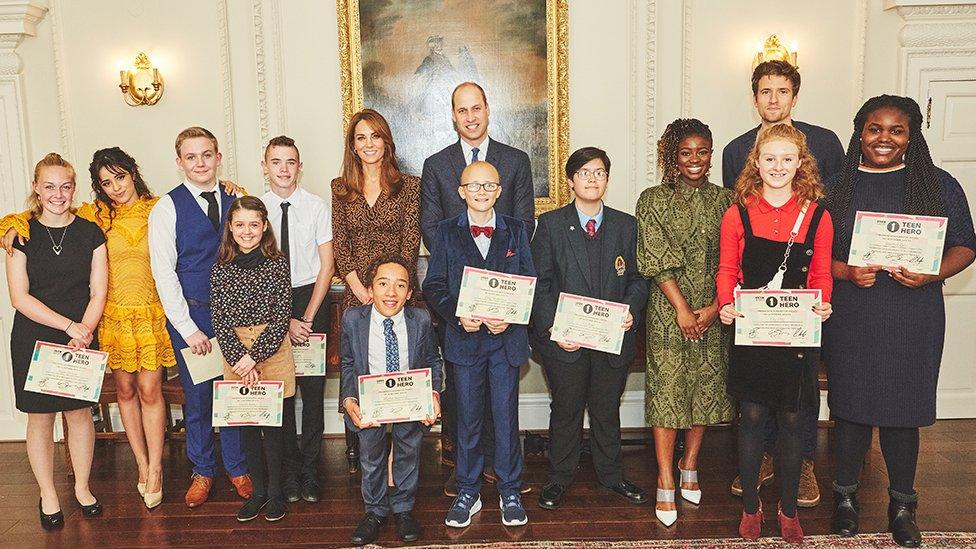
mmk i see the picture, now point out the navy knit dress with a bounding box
[823,167,976,427]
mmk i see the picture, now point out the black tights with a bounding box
[738,401,802,516]
[834,418,919,496]
[243,423,285,499]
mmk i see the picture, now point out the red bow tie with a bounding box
[471,225,494,238]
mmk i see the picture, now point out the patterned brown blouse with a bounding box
[331,174,421,309]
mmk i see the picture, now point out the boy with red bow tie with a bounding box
[423,161,536,528]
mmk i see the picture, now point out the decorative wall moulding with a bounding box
[885,0,976,20]
[0,0,47,37]
[901,21,976,47]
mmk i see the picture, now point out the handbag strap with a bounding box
[775,200,810,275]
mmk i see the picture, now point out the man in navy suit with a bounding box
[423,161,535,528]
[420,81,535,494]
[340,255,443,546]
[531,147,650,511]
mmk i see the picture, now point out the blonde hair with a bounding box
[28,153,76,216]
[733,124,823,207]
[175,126,219,156]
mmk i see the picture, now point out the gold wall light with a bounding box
[119,52,163,106]
[752,35,798,69]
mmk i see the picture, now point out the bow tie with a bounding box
[471,225,494,238]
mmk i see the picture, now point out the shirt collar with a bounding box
[467,209,496,229]
[460,135,491,164]
[756,193,799,214]
[575,201,604,230]
[262,187,301,207]
[183,179,220,196]
[371,305,406,327]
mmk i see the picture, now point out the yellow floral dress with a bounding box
[1,198,176,372]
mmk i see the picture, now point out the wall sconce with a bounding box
[752,35,798,69]
[119,52,163,106]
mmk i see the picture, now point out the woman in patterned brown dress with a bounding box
[332,109,421,311]
[636,119,734,527]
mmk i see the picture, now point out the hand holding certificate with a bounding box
[358,369,434,425]
[550,292,629,355]
[848,211,948,275]
[734,289,822,347]
[292,333,327,376]
[212,381,284,427]
[455,266,536,325]
[24,341,109,402]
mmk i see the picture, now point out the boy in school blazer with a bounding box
[530,147,650,510]
[340,255,443,546]
[422,161,536,528]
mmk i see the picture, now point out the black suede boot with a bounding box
[888,492,921,548]
[831,488,859,537]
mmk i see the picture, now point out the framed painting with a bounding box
[337,0,570,214]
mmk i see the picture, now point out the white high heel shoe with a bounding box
[655,488,678,527]
[137,482,146,497]
[679,467,702,505]
[143,472,163,510]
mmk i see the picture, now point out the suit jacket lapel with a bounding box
[563,204,593,292]
[449,142,466,185]
[485,140,501,168]
[484,214,508,271]
[354,307,371,376]
[456,215,485,268]
[404,308,419,369]
[599,209,618,296]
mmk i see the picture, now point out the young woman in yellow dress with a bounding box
[0,147,211,508]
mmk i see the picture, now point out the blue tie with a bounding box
[383,318,399,372]
[471,147,480,163]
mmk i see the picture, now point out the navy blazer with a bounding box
[421,212,536,367]
[419,139,535,253]
[530,203,649,368]
[339,305,444,432]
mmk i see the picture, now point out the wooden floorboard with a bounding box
[1,420,975,548]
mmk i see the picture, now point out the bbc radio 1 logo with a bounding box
[583,303,594,314]
[765,296,779,308]
[385,378,397,388]
[488,278,500,288]
[887,221,900,233]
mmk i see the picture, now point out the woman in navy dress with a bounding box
[824,95,976,548]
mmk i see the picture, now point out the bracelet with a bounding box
[64,320,73,332]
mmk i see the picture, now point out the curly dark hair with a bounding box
[88,147,154,231]
[656,118,712,189]
[824,94,945,240]
[365,253,414,290]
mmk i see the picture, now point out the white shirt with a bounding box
[148,179,230,339]
[261,187,333,287]
[467,210,496,259]
[368,307,409,375]
[460,135,491,166]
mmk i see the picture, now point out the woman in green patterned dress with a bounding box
[636,119,734,527]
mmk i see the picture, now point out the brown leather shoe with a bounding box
[229,474,253,500]
[731,453,775,497]
[184,474,213,508]
[797,460,821,507]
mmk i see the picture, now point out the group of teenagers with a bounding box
[3,60,975,547]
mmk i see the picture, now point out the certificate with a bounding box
[212,381,284,427]
[358,368,434,425]
[848,211,948,275]
[550,292,629,355]
[292,333,327,377]
[455,266,536,325]
[734,289,822,347]
[24,341,109,402]
[181,338,224,385]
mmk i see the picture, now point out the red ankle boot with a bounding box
[778,504,804,544]
[739,501,763,540]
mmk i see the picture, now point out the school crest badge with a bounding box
[614,255,625,276]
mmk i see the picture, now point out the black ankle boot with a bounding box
[888,498,921,548]
[831,489,859,537]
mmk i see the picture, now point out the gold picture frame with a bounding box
[336,0,570,214]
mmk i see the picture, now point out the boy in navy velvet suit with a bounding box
[423,161,535,528]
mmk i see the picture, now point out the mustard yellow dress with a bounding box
[1,198,176,372]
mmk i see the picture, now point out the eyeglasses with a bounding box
[460,181,499,192]
[575,169,608,180]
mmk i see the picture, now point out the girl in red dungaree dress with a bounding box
[716,124,834,544]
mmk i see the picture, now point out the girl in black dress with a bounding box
[5,153,108,530]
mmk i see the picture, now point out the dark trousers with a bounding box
[443,360,496,467]
[764,373,820,460]
[543,350,629,487]
[357,421,426,516]
[168,303,246,478]
[454,342,522,497]
[283,283,328,478]
[242,420,286,499]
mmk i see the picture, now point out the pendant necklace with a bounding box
[44,224,68,255]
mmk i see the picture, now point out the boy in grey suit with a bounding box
[340,255,443,545]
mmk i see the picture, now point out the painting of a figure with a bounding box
[339,0,569,212]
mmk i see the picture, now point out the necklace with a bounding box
[44,224,68,255]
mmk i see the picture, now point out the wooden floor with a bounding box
[1,420,975,548]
